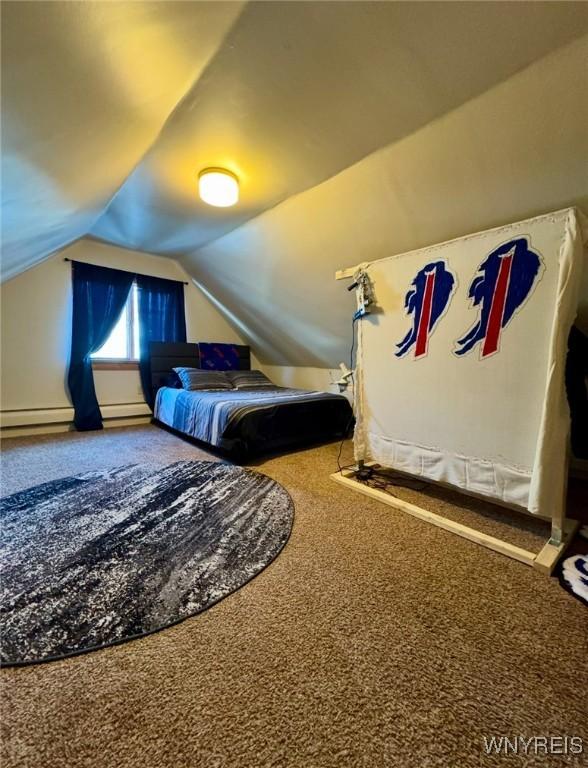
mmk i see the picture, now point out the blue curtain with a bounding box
[137,274,186,409]
[68,261,134,431]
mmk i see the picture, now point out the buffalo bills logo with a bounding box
[455,237,542,358]
[396,261,456,358]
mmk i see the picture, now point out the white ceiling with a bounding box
[1,0,244,279]
[183,33,588,366]
[91,1,588,253]
[2,2,587,365]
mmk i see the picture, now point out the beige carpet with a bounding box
[1,425,586,768]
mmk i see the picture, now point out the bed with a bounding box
[150,342,353,461]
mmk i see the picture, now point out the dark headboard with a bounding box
[149,341,251,399]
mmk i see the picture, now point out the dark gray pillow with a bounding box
[226,370,275,389]
[173,367,233,391]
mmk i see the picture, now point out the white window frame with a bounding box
[91,282,140,365]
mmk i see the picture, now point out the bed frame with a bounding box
[149,340,353,462]
[149,341,251,401]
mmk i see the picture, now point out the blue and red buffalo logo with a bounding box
[395,260,456,359]
[455,237,542,358]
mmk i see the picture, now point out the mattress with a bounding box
[154,385,353,456]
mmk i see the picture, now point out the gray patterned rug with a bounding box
[0,461,294,666]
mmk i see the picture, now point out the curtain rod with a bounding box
[63,257,189,285]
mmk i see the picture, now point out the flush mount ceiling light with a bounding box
[198,168,239,207]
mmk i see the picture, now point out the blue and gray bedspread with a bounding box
[154,386,352,453]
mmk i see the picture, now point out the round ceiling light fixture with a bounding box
[198,168,239,207]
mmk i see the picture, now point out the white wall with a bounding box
[254,364,351,400]
[0,238,246,433]
[186,35,588,367]
[4,38,585,434]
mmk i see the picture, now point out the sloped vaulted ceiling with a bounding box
[92,1,588,253]
[0,0,244,279]
[2,2,587,364]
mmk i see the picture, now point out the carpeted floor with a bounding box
[1,425,587,767]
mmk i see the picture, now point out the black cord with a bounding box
[349,314,356,372]
[336,316,358,473]
[358,468,428,495]
[336,435,355,474]
[334,299,429,493]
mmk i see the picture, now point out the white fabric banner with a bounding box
[354,208,587,517]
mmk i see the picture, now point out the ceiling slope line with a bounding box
[0,0,249,282]
[182,30,588,259]
[92,2,250,233]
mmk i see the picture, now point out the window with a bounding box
[91,282,140,363]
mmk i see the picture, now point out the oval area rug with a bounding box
[1,460,294,666]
